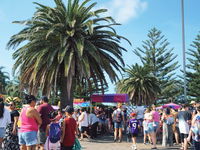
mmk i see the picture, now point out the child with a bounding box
[129,112,140,150]
[126,116,131,142]
[44,111,61,150]
[61,106,77,150]
[143,118,148,144]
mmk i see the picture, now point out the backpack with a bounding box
[165,115,174,125]
[49,123,61,143]
[116,110,122,123]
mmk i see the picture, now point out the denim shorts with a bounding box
[147,122,159,133]
[0,127,5,138]
[19,131,38,146]
[147,122,154,133]
[114,122,122,129]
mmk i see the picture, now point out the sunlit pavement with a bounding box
[80,135,194,150]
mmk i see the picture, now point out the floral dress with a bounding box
[3,110,20,150]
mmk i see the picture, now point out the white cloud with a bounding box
[102,0,147,24]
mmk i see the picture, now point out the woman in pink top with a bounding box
[148,105,161,149]
[18,95,42,150]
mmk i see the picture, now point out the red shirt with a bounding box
[63,117,77,146]
[37,103,54,131]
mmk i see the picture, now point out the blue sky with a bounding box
[1,0,200,93]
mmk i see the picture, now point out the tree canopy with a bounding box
[7,0,130,108]
[134,28,179,101]
[116,64,160,105]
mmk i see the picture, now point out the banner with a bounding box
[73,98,84,104]
[91,94,129,103]
[74,102,90,107]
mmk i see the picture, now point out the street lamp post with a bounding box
[181,0,187,101]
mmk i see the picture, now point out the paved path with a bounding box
[80,135,194,150]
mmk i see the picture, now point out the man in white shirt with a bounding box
[88,111,99,139]
[135,105,145,135]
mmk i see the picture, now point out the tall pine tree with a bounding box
[187,33,200,102]
[134,28,179,101]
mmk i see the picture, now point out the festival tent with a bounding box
[52,105,59,110]
[156,106,163,110]
[162,103,181,109]
[91,94,129,103]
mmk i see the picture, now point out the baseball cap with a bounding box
[130,112,136,117]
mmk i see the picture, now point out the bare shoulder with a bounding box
[27,107,38,115]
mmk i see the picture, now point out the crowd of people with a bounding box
[0,95,200,150]
[0,95,77,150]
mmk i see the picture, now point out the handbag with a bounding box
[73,138,81,150]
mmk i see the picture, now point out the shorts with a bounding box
[114,122,122,129]
[99,119,106,124]
[81,126,88,133]
[180,133,188,143]
[143,130,148,134]
[153,122,159,132]
[19,131,38,146]
[38,129,47,144]
[147,122,159,133]
[0,127,5,138]
[147,122,154,133]
[131,133,138,137]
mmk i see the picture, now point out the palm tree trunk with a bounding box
[60,76,73,109]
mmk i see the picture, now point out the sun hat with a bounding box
[190,101,196,105]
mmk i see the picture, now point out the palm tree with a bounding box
[0,67,9,94]
[7,0,130,108]
[74,78,108,98]
[116,64,160,105]
[6,76,22,97]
